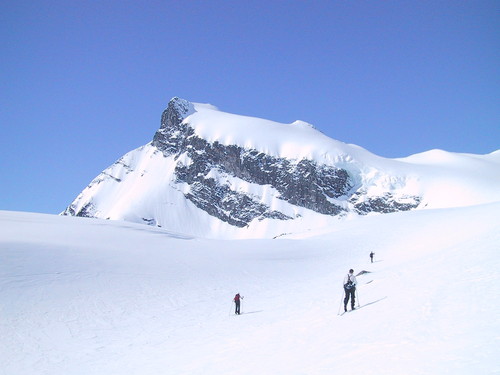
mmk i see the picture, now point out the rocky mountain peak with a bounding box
[152,98,196,156]
[63,97,482,238]
[166,97,195,121]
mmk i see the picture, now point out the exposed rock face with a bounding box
[351,193,421,214]
[63,97,422,231]
[150,98,354,226]
[64,202,95,217]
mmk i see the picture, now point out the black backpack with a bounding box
[344,274,354,290]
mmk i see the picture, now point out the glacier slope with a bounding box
[1,203,499,374]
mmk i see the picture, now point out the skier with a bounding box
[233,293,243,315]
[343,269,357,312]
[370,251,375,263]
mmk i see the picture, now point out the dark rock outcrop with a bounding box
[151,98,354,226]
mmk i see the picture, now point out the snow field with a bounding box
[1,203,499,374]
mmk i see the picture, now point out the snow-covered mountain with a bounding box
[4,99,500,374]
[62,97,500,238]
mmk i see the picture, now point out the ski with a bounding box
[339,306,362,316]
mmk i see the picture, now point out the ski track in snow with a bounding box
[0,204,499,375]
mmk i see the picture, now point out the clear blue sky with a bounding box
[1,1,498,214]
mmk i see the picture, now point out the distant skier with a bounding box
[370,252,375,263]
[233,293,243,315]
[343,269,357,312]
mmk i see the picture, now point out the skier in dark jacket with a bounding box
[233,293,243,315]
[370,252,374,263]
[343,269,357,312]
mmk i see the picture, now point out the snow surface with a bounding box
[65,100,500,239]
[1,203,499,374]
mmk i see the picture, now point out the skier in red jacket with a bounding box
[233,293,243,315]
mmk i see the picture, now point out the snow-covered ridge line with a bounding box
[185,99,377,164]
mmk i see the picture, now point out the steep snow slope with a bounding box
[1,204,499,374]
[63,98,500,239]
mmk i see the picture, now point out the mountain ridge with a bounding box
[62,97,500,238]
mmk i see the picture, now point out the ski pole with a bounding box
[337,292,344,315]
[355,289,360,308]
